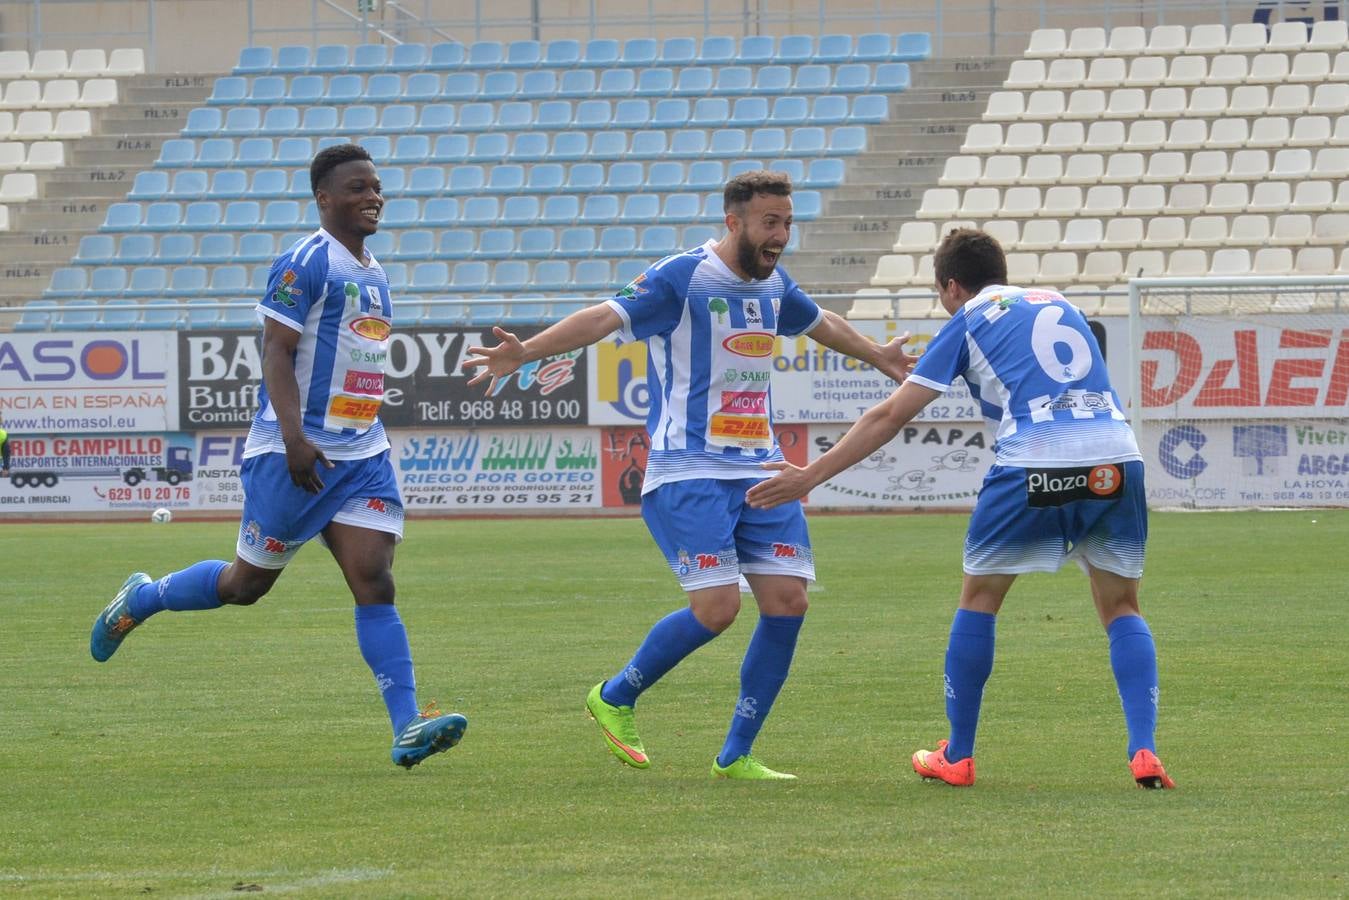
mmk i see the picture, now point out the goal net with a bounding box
[1128,276,1349,510]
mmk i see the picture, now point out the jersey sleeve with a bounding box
[775,272,823,336]
[257,248,325,332]
[909,313,972,392]
[604,257,686,342]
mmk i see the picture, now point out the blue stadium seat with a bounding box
[793,65,831,93]
[487,164,526,193]
[323,74,363,105]
[140,298,182,329]
[276,232,309,252]
[503,299,550,323]
[516,227,555,258]
[98,298,140,330]
[520,70,557,100]
[90,266,130,295]
[442,72,479,102]
[448,165,485,194]
[456,102,494,132]
[481,71,518,101]
[620,194,660,224]
[770,95,809,125]
[207,76,246,105]
[540,194,579,225]
[663,193,701,223]
[810,95,849,124]
[142,202,182,232]
[261,200,300,230]
[532,260,571,291]
[804,157,845,188]
[777,34,814,65]
[429,41,466,69]
[115,234,154,262]
[713,66,753,96]
[749,127,787,156]
[46,266,88,298]
[437,229,475,260]
[184,298,221,329]
[673,67,713,96]
[311,44,350,72]
[683,224,718,246]
[234,46,273,75]
[646,161,685,192]
[686,160,724,191]
[391,300,423,328]
[183,201,223,230]
[786,126,827,156]
[605,162,643,192]
[692,98,730,127]
[375,104,416,134]
[351,43,389,72]
[390,42,428,71]
[245,75,285,105]
[465,301,506,325]
[660,37,697,66]
[53,299,100,331]
[874,63,911,93]
[669,129,708,157]
[505,39,541,68]
[767,158,804,182]
[509,132,550,162]
[816,33,854,63]
[101,202,142,232]
[364,231,394,259]
[579,194,619,224]
[490,261,530,292]
[402,71,440,103]
[276,137,314,166]
[406,166,445,196]
[414,104,454,134]
[792,190,822,220]
[614,259,646,284]
[620,38,658,67]
[707,128,748,158]
[207,265,248,297]
[392,134,430,164]
[638,225,678,256]
[831,64,871,94]
[299,200,319,227]
[222,200,261,229]
[828,125,867,155]
[411,262,450,292]
[431,133,470,162]
[584,131,628,161]
[896,32,932,61]
[502,195,541,226]
[738,34,776,65]
[543,39,581,68]
[296,105,337,135]
[534,100,571,130]
[197,233,235,263]
[258,105,300,136]
[155,139,195,167]
[450,261,489,291]
[700,193,724,221]
[14,299,56,331]
[157,234,195,263]
[207,169,247,199]
[582,39,620,67]
[597,226,637,256]
[558,69,596,99]
[855,33,894,62]
[467,40,504,68]
[217,301,256,329]
[849,94,890,123]
[422,197,458,226]
[221,106,261,135]
[525,164,565,193]
[556,226,597,257]
[753,65,792,96]
[74,235,116,264]
[278,74,321,105]
[125,266,168,297]
[626,130,666,159]
[183,107,222,137]
[636,68,674,97]
[420,297,469,327]
[572,259,612,290]
[195,138,236,168]
[495,101,534,131]
[274,45,310,73]
[382,263,409,292]
[652,98,690,129]
[237,233,275,263]
[731,97,769,127]
[697,35,736,66]
[459,195,499,225]
[247,169,288,199]
[598,68,636,97]
[130,170,170,200]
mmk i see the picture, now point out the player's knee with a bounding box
[219,571,275,606]
[693,598,740,633]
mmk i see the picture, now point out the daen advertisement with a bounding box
[0,332,178,433]
[801,423,990,510]
[1142,420,1349,508]
[391,427,601,510]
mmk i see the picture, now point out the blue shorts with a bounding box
[237,450,405,569]
[964,461,1147,578]
[641,477,814,591]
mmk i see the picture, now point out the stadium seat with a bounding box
[541,195,580,225]
[598,68,636,97]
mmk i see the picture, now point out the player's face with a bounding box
[731,193,793,280]
[317,159,383,244]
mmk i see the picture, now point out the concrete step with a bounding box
[40,165,142,199]
[0,231,87,263]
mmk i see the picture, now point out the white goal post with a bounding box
[1127,276,1349,510]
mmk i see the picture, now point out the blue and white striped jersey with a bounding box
[244,229,393,461]
[605,240,823,493]
[909,284,1140,467]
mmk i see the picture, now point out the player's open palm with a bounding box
[877,332,918,383]
[464,326,527,390]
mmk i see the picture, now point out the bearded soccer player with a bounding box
[466,171,914,779]
[90,144,467,769]
[747,227,1175,790]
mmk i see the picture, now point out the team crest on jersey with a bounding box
[707,297,729,323]
[618,274,648,300]
[272,269,302,307]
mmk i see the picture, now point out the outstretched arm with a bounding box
[746,379,942,508]
[806,309,917,384]
[463,303,623,389]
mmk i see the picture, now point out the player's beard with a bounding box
[736,232,777,281]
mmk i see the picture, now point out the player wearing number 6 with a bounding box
[747,228,1175,790]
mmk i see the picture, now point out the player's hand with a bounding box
[746,461,814,509]
[283,437,334,494]
[463,326,528,393]
[876,332,918,383]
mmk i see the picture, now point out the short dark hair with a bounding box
[723,169,793,215]
[310,143,373,196]
[933,227,1008,293]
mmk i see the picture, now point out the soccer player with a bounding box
[464,171,914,779]
[89,144,467,769]
[747,228,1175,790]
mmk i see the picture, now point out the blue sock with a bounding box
[354,604,419,735]
[1107,614,1159,758]
[600,607,717,707]
[717,614,804,767]
[127,560,227,621]
[944,609,997,763]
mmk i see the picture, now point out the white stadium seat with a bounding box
[1061,217,1103,249]
[0,171,37,202]
[1019,217,1061,249]
[1038,251,1079,285]
[1228,85,1269,116]
[1066,88,1107,119]
[1085,57,1126,88]
[1105,88,1146,118]
[1044,59,1085,89]
[1102,217,1144,249]
[1270,83,1311,115]
[1084,120,1125,151]
[917,188,960,219]
[870,256,915,287]
[1148,25,1189,56]
[961,123,1003,154]
[1247,53,1291,84]
[1205,54,1249,85]
[997,185,1041,217]
[1125,249,1166,277]
[1141,151,1184,182]
[1065,27,1107,58]
[1311,83,1349,114]
[1025,28,1067,58]
[1062,152,1104,184]
[1043,184,1084,216]
[0,142,24,170]
[1271,214,1314,245]
[959,186,1001,218]
[107,48,147,76]
[1167,182,1209,215]
[1004,59,1046,90]
[68,48,108,77]
[1005,252,1039,283]
[938,155,982,186]
[1043,120,1084,152]
[1268,21,1309,52]
[1290,52,1332,83]
[22,141,64,170]
[28,49,69,78]
[981,154,1023,185]
[982,219,1020,249]
[0,80,41,110]
[1290,180,1335,212]
[1312,212,1349,244]
[1274,148,1315,180]
[53,109,91,138]
[80,79,118,107]
[1024,89,1066,120]
[1125,56,1167,87]
[0,50,29,78]
[1021,153,1064,184]
[893,221,937,254]
[1227,23,1268,53]
[1227,214,1271,246]
[1246,116,1290,147]
[1183,215,1229,247]
[1004,121,1045,153]
[1229,149,1271,181]
[11,110,53,140]
[1185,149,1229,181]
[1290,115,1332,146]
[1167,55,1208,86]
[1104,152,1146,183]
[1125,119,1167,150]
[984,90,1025,121]
[1248,181,1292,213]
[1187,24,1228,55]
[1107,26,1148,57]
[1165,117,1210,149]
[37,79,79,109]
[1142,216,1186,248]
[1167,248,1209,276]
[1209,247,1252,276]
[1295,246,1336,273]
[1309,20,1349,51]
[1079,250,1124,283]
[848,288,896,318]
[1121,184,1164,216]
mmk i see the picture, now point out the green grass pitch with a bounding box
[2,510,1345,897]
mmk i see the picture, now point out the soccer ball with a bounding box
[151,507,173,524]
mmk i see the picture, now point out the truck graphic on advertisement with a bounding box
[8,445,194,488]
